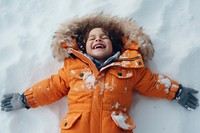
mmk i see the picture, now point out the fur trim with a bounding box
[51,13,154,62]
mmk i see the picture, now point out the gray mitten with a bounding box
[1,93,29,112]
[175,84,199,110]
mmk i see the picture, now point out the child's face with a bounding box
[86,28,113,62]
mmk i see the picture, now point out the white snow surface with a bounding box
[0,0,200,133]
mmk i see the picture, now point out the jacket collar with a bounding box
[85,52,121,70]
[68,45,144,77]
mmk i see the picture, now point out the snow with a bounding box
[84,73,95,89]
[126,72,133,78]
[157,74,171,93]
[83,72,94,83]
[113,102,120,109]
[0,0,200,133]
[111,112,132,130]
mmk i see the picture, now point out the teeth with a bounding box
[96,46,103,48]
[94,44,105,49]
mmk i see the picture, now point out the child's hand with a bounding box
[1,93,28,112]
[175,84,199,110]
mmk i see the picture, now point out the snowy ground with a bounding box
[0,0,200,133]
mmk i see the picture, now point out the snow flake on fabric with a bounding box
[28,98,37,104]
[126,72,133,77]
[83,73,95,89]
[112,78,116,87]
[112,102,120,109]
[81,85,85,89]
[122,61,131,67]
[105,83,112,90]
[111,112,132,130]
[124,87,128,93]
[100,84,105,95]
[172,84,179,88]
[97,73,105,79]
[164,88,170,94]
[157,74,172,94]
[70,70,76,74]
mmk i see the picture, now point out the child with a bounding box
[1,13,199,133]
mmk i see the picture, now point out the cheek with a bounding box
[86,42,91,53]
[107,41,113,52]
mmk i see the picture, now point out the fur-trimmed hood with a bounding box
[51,13,154,62]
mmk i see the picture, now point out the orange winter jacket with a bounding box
[24,14,179,133]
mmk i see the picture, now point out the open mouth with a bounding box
[92,43,106,49]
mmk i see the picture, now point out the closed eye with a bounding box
[101,35,109,39]
[87,34,110,41]
[88,37,95,41]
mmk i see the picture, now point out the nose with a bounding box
[95,37,102,42]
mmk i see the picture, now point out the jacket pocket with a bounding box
[60,112,82,129]
[107,68,134,94]
[111,112,136,130]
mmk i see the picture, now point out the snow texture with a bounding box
[111,112,132,130]
[0,0,200,133]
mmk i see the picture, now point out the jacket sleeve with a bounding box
[133,67,179,100]
[24,67,69,108]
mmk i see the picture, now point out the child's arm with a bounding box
[134,67,199,110]
[23,68,69,108]
[1,67,69,111]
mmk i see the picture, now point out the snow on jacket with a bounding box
[24,13,179,133]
